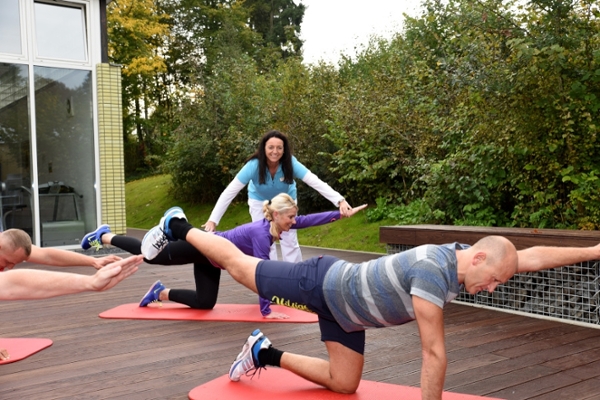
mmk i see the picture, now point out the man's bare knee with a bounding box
[328,378,359,394]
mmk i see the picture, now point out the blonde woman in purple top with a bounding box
[81,193,366,319]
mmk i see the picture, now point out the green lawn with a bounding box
[125,174,392,253]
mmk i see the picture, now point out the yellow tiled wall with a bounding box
[96,63,126,234]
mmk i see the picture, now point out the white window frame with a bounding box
[0,0,29,61]
[31,0,92,67]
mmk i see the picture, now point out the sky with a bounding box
[298,0,423,65]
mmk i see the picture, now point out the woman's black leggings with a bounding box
[110,235,221,309]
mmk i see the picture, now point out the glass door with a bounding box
[0,63,34,237]
[34,66,97,246]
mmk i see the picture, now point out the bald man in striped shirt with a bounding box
[142,206,600,400]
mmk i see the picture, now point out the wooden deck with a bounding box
[3,229,600,399]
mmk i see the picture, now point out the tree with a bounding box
[107,0,170,174]
[243,0,305,59]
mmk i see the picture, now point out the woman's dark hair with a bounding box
[247,130,294,184]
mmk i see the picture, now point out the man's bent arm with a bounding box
[517,243,600,273]
[413,296,446,400]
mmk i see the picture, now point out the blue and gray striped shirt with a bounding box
[322,243,464,332]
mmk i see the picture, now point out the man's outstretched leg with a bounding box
[141,207,260,293]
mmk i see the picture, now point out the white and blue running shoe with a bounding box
[229,329,271,382]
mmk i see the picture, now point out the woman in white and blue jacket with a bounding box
[203,130,352,263]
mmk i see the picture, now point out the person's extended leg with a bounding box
[109,234,140,254]
[111,235,204,266]
[82,223,207,267]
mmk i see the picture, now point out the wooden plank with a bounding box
[527,378,600,400]
[487,371,581,399]
[380,225,600,249]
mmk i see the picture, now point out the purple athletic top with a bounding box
[213,211,342,315]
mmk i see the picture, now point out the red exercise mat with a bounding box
[188,368,503,400]
[99,303,318,323]
[0,338,53,365]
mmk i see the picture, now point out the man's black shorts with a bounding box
[256,255,366,354]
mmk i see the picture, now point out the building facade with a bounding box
[0,0,125,247]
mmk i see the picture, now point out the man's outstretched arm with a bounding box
[517,243,600,273]
[0,255,142,300]
[26,246,122,270]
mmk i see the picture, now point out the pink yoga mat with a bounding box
[188,368,503,400]
[0,338,53,365]
[99,303,318,323]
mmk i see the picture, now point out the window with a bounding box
[0,0,23,55]
[34,2,88,61]
[0,63,33,235]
